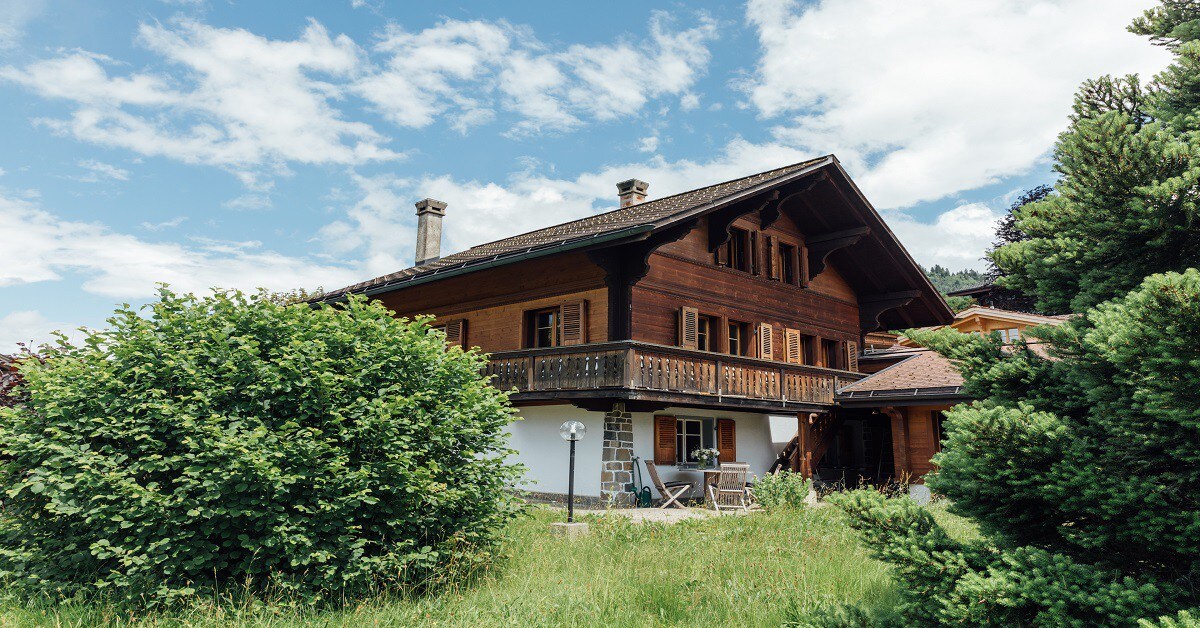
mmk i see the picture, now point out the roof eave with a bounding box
[312,224,655,304]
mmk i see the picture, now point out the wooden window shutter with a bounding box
[716,418,736,463]
[845,340,859,371]
[749,231,760,275]
[679,307,699,350]
[767,236,779,280]
[559,301,587,346]
[654,416,677,464]
[757,323,774,360]
[799,242,810,286]
[444,319,467,348]
[714,242,729,266]
[785,329,802,364]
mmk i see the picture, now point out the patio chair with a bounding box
[644,460,694,509]
[708,463,751,513]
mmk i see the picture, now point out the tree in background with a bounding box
[989,5,1200,314]
[920,265,980,312]
[0,289,523,606]
[827,3,1200,624]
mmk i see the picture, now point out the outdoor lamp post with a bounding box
[559,420,586,523]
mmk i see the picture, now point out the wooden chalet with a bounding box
[316,156,952,503]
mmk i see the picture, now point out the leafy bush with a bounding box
[753,471,811,511]
[0,288,523,606]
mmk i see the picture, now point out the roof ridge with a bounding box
[463,156,831,253]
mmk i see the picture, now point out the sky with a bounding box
[0,0,1173,351]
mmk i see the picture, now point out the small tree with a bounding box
[0,288,523,605]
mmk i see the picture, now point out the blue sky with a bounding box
[0,0,1171,350]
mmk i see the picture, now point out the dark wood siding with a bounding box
[376,252,607,354]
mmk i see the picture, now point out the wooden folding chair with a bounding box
[708,463,751,512]
[644,460,693,509]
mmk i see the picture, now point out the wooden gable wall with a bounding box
[632,209,861,364]
[375,251,608,353]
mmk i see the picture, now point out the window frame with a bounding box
[525,306,561,349]
[779,242,798,284]
[722,228,751,272]
[727,320,750,356]
[697,314,720,352]
[675,416,716,465]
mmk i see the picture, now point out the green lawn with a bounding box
[0,504,974,627]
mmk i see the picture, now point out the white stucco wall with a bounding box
[629,407,779,498]
[506,403,787,500]
[506,404,604,497]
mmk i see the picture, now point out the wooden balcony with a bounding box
[484,341,865,412]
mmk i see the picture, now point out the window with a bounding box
[525,307,559,348]
[697,315,719,351]
[821,339,841,369]
[779,243,797,284]
[727,320,750,356]
[999,328,1020,343]
[675,417,715,464]
[720,228,751,271]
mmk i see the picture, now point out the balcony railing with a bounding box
[484,341,864,407]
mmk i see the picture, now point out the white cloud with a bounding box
[222,193,272,211]
[139,216,188,231]
[5,12,717,186]
[638,136,660,153]
[0,0,44,49]
[75,159,130,182]
[358,11,718,136]
[887,203,1004,271]
[0,310,81,353]
[1,20,403,187]
[741,0,1171,209]
[0,193,360,299]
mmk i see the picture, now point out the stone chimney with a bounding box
[414,198,447,266]
[616,179,649,208]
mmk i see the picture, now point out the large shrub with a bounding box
[0,288,522,605]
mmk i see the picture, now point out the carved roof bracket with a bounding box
[859,290,922,332]
[761,174,825,231]
[806,226,870,279]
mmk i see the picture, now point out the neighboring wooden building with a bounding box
[832,306,1070,485]
[316,156,951,503]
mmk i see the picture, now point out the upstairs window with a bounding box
[526,307,559,348]
[718,228,751,272]
[728,320,750,356]
[779,243,798,284]
[697,315,719,352]
[821,339,842,369]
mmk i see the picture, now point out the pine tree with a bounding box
[827,3,1200,624]
[989,11,1200,313]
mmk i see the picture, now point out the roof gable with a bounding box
[314,156,954,328]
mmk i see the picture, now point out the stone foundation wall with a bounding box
[600,403,635,507]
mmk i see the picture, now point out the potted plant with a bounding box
[691,447,720,469]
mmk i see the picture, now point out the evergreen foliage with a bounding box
[832,4,1200,623]
[989,6,1200,313]
[833,271,1200,624]
[0,288,523,606]
[920,265,984,294]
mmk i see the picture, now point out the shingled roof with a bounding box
[317,156,831,301]
[836,349,967,403]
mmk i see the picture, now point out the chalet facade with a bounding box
[315,156,952,504]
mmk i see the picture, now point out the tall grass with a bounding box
[0,504,974,627]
